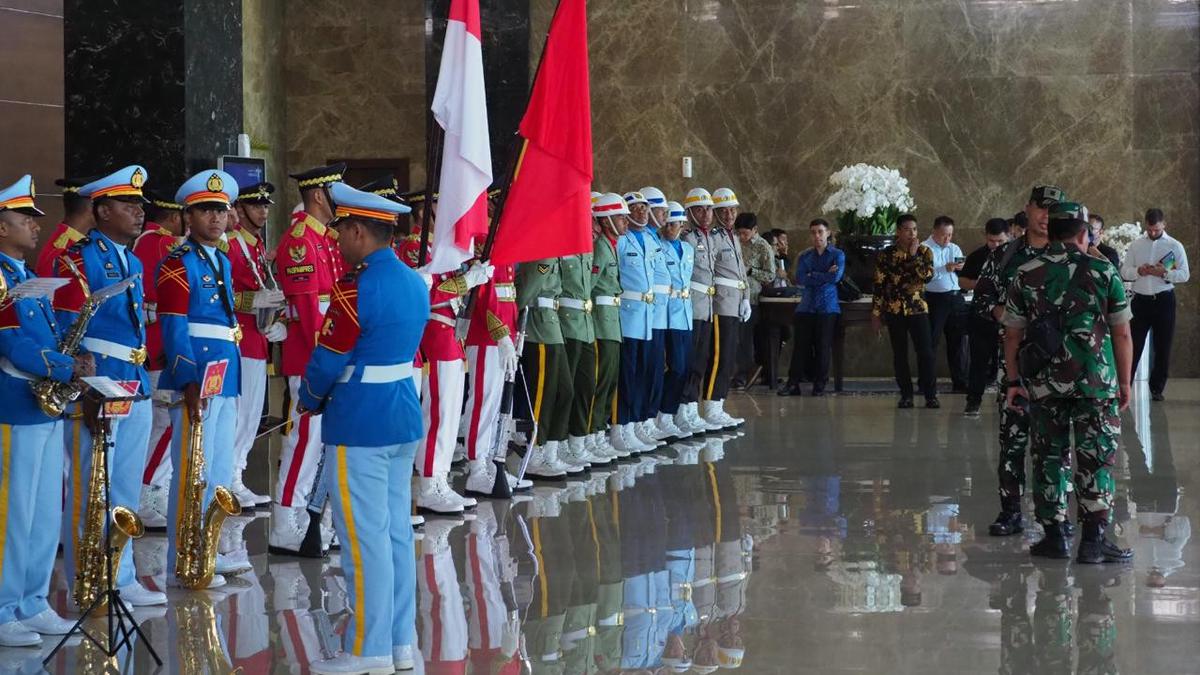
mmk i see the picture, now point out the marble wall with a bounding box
[532,0,1200,376]
[243,0,288,237]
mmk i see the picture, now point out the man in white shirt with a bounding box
[923,216,968,392]
[1120,208,1190,400]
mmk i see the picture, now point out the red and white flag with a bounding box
[428,0,493,273]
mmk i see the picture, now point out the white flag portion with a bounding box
[427,0,493,274]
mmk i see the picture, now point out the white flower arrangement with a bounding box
[1104,222,1143,260]
[821,164,916,236]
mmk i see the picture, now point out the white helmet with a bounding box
[640,187,668,208]
[712,187,739,209]
[590,190,602,205]
[684,187,714,209]
[665,200,688,224]
[623,191,649,207]
[593,192,630,217]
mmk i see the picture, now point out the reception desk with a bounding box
[758,296,875,392]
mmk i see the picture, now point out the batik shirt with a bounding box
[870,244,933,317]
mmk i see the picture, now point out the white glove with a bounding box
[418,271,434,292]
[739,298,752,322]
[264,321,288,343]
[463,261,496,290]
[497,335,518,378]
[252,288,286,309]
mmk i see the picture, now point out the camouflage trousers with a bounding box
[996,392,1031,500]
[1029,398,1119,526]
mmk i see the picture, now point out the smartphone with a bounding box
[954,256,966,264]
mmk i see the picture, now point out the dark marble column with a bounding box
[426,0,530,179]
[64,0,242,192]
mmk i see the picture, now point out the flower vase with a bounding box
[837,233,894,295]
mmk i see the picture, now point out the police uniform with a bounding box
[34,176,93,278]
[681,188,747,430]
[52,165,161,605]
[157,169,244,587]
[227,181,285,508]
[132,190,184,527]
[272,163,344,556]
[0,176,79,645]
[639,194,673,443]
[298,183,425,673]
[660,203,697,435]
[589,208,624,458]
[1002,202,1134,563]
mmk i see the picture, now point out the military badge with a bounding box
[289,245,307,263]
[130,168,146,189]
[538,264,551,275]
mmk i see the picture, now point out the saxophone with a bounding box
[73,419,146,609]
[173,594,238,674]
[175,411,242,589]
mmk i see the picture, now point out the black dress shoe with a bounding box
[811,388,826,397]
[1151,391,1165,401]
[988,510,1024,537]
[963,401,981,417]
[1030,524,1071,559]
[898,397,914,409]
[925,397,941,409]
[776,384,800,397]
[1077,537,1134,564]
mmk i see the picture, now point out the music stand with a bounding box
[44,377,161,666]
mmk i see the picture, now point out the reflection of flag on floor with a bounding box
[428,0,493,274]
[489,0,593,265]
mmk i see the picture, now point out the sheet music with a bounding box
[90,275,140,302]
[6,277,70,300]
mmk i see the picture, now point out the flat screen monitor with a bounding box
[218,156,266,192]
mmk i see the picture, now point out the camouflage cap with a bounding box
[1029,185,1066,208]
[1048,201,1087,223]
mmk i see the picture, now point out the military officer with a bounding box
[558,226,610,469]
[34,176,94,277]
[1003,202,1135,564]
[296,182,425,675]
[133,190,185,528]
[228,181,286,508]
[589,193,627,460]
[156,169,247,587]
[681,188,748,432]
[641,187,685,440]
[0,175,92,645]
[272,163,345,557]
[660,202,700,436]
[52,165,165,607]
[975,186,1060,538]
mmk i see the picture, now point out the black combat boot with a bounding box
[1076,520,1134,564]
[988,499,1024,536]
[1030,523,1071,559]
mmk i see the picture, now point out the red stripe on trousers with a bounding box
[425,554,444,661]
[466,348,489,460]
[468,536,492,649]
[282,610,311,670]
[423,365,441,476]
[281,413,310,507]
[142,424,172,485]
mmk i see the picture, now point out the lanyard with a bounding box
[192,240,236,326]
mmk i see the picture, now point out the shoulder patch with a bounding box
[291,221,307,238]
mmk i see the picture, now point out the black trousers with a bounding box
[885,314,936,399]
[925,290,968,389]
[966,315,1000,405]
[703,315,740,401]
[788,313,836,392]
[1130,290,1176,394]
[735,306,758,383]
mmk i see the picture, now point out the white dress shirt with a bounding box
[923,237,962,293]
[1121,232,1190,295]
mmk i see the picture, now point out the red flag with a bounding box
[489,0,593,265]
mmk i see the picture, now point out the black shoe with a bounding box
[1151,391,1165,401]
[963,401,981,417]
[1077,537,1134,564]
[988,510,1024,536]
[1030,524,1071,559]
[898,397,914,409]
[811,388,826,397]
[1062,521,1075,537]
[776,384,800,397]
[925,397,941,409]
[951,384,968,394]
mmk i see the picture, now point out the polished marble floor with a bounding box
[4,382,1197,675]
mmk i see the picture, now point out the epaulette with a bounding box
[65,235,92,253]
[291,220,307,238]
[166,244,192,259]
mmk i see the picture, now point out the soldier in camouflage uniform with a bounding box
[973,186,1059,537]
[1002,202,1135,564]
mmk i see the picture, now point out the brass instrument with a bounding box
[73,419,146,610]
[175,411,241,589]
[172,595,238,674]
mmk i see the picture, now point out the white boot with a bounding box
[505,468,534,492]
[656,412,688,439]
[633,421,663,448]
[700,400,729,429]
[524,444,567,479]
[416,477,466,515]
[565,435,606,467]
[465,459,500,496]
[230,471,269,508]
[589,432,623,462]
[608,425,635,455]
[686,402,720,432]
[138,484,168,529]
[673,406,704,436]
[547,440,586,474]
[268,503,308,552]
[310,654,395,675]
[713,399,744,427]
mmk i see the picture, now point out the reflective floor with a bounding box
[4,382,1197,674]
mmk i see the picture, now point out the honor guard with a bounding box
[296,182,426,675]
[638,187,681,440]
[53,165,165,607]
[0,175,89,645]
[133,190,185,529]
[589,193,626,459]
[612,191,667,454]
[157,169,247,588]
[228,181,286,508]
[659,202,700,436]
[34,175,95,277]
[271,162,345,557]
[558,221,611,470]
[681,187,748,431]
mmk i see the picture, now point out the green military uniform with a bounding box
[973,235,1048,505]
[1003,242,1131,528]
[558,251,597,443]
[590,234,622,434]
[517,257,571,445]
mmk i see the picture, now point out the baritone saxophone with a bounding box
[174,409,242,590]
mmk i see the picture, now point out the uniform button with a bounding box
[202,346,209,352]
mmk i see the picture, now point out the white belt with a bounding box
[429,313,456,328]
[652,284,671,295]
[620,290,654,303]
[558,297,592,312]
[689,281,716,296]
[671,288,691,299]
[594,295,621,307]
[187,324,238,342]
[81,337,148,364]
[714,276,747,290]
[0,357,35,381]
[495,285,516,299]
[337,362,414,384]
[536,297,559,310]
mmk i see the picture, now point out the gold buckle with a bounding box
[129,346,148,366]
[613,297,621,307]
[737,281,747,290]
[583,299,593,313]
[587,626,597,637]
[681,289,691,299]
[706,286,716,296]
[643,292,655,303]
[232,325,244,345]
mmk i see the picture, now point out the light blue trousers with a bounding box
[326,441,418,658]
[166,396,237,580]
[0,421,64,625]
[62,398,152,591]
